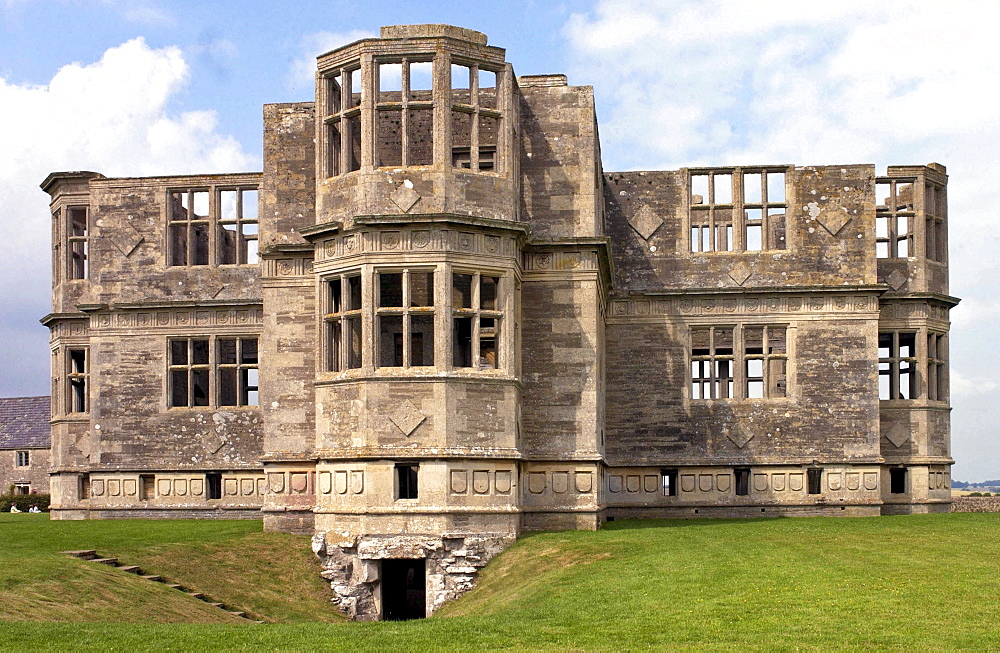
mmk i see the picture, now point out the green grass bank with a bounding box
[1,512,998,650]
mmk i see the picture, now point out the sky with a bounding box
[1,0,998,481]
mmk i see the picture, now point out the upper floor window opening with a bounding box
[876,179,915,259]
[168,336,259,408]
[323,67,363,176]
[450,62,501,173]
[924,182,947,263]
[168,186,259,267]
[67,206,89,279]
[67,348,88,414]
[16,451,29,467]
[690,168,787,253]
[375,59,434,169]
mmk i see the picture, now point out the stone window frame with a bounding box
[451,269,503,370]
[373,57,435,169]
[324,271,364,372]
[923,181,947,263]
[66,347,89,414]
[875,178,916,259]
[661,469,678,497]
[688,167,788,253]
[321,65,362,176]
[167,336,260,408]
[67,205,89,280]
[395,462,419,500]
[807,468,823,495]
[878,331,918,400]
[889,467,908,494]
[449,59,502,173]
[13,484,30,496]
[15,451,29,467]
[375,268,436,369]
[167,185,260,267]
[689,324,788,401]
[927,332,948,402]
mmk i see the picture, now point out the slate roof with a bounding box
[0,396,51,449]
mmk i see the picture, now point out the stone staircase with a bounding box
[62,550,264,623]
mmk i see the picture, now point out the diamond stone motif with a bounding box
[725,425,754,449]
[886,270,908,291]
[390,183,421,213]
[628,205,663,240]
[110,222,144,257]
[729,262,752,286]
[817,210,851,236]
[205,431,227,454]
[885,423,911,448]
[389,399,426,437]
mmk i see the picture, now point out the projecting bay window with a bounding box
[377,270,435,368]
[325,274,363,371]
[876,179,915,259]
[67,349,88,413]
[690,169,787,252]
[691,325,788,400]
[169,337,259,408]
[453,272,502,369]
[68,207,89,279]
[878,332,917,400]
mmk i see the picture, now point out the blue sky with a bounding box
[2,0,999,480]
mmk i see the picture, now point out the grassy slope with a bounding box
[2,513,999,650]
[0,514,339,624]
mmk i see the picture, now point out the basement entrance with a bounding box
[381,559,426,621]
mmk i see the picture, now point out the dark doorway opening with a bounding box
[381,558,426,621]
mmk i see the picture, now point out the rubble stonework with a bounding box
[40,24,957,620]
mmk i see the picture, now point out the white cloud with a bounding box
[286,30,374,95]
[0,37,254,397]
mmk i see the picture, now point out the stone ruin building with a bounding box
[40,24,957,620]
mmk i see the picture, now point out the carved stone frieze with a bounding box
[609,293,879,318]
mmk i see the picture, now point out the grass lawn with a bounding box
[1,512,998,650]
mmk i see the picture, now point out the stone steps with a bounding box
[61,549,264,624]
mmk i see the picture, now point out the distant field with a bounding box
[2,513,999,650]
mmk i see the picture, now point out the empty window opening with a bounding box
[451,62,501,173]
[15,451,29,467]
[206,472,222,500]
[661,469,678,497]
[326,274,363,371]
[735,468,750,496]
[452,272,503,369]
[78,474,90,500]
[690,169,787,252]
[376,270,436,368]
[381,558,426,621]
[68,207,89,279]
[217,338,259,406]
[924,182,947,263]
[744,326,787,399]
[139,474,155,501]
[807,468,822,495]
[13,484,30,496]
[68,349,88,413]
[876,179,915,259]
[879,331,918,400]
[170,338,210,407]
[396,463,419,500]
[890,468,907,494]
[690,327,734,399]
[927,332,947,401]
[218,189,259,265]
